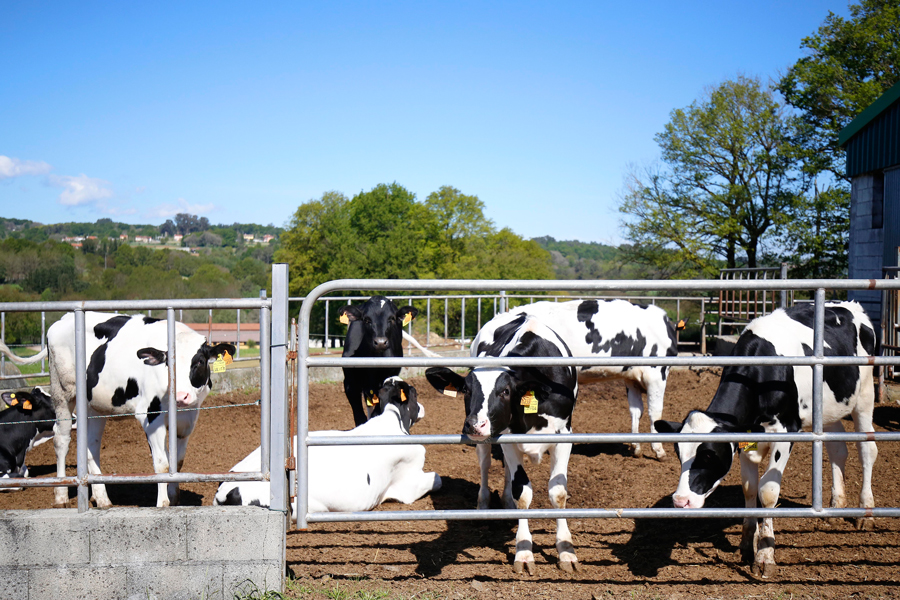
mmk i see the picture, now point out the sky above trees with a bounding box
[1,2,851,244]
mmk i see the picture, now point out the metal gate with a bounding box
[294,277,900,529]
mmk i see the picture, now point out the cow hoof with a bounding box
[630,444,642,457]
[752,562,776,578]
[52,501,68,509]
[514,560,536,575]
[558,559,580,573]
[856,517,875,531]
[653,448,666,460]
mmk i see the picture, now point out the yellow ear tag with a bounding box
[212,354,227,374]
[365,391,379,406]
[400,389,407,402]
[739,432,757,452]
[223,351,233,365]
[22,400,32,410]
[524,393,539,414]
[402,313,413,326]
[442,383,457,398]
[9,393,15,399]
[520,390,536,406]
[340,314,350,325]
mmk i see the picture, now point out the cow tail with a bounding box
[401,330,441,358]
[0,340,49,365]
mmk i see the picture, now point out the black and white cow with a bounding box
[0,388,56,490]
[655,302,877,577]
[214,377,440,515]
[507,300,678,459]
[426,312,579,574]
[1,312,235,508]
[338,296,418,427]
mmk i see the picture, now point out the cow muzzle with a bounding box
[463,418,491,440]
[176,392,195,408]
[672,493,703,509]
[373,337,389,352]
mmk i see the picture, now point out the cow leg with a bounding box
[824,421,849,523]
[502,445,535,575]
[85,409,113,509]
[342,380,368,427]
[476,443,491,510]
[624,382,643,457]
[169,412,201,506]
[738,449,760,564]
[142,417,172,507]
[753,441,791,578]
[852,399,878,531]
[51,401,74,508]
[645,377,666,459]
[548,442,578,572]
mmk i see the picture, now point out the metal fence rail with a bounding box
[295,278,900,529]
[0,266,290,516]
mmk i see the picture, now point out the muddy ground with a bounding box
[3,369,900,599]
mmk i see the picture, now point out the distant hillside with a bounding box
[532,236,656,279]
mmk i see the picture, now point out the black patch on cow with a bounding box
[222,487,243,505]
[511,465,529,500]
[189,347,211,389]
[367,474,371,485]
[93,315,131,342]
[86,344,108,401]
[111,378,141,407]
[687,433,735,496]
[249,499,261,507]
[477,314,529,357]
[143,316,162,325]
[860,323,876,356]
[594,329,648,357]
[576,300,599,323]
[147,396,162,424]
[797,322,859,405]
[634,303,651,310]
[774,450,782,463]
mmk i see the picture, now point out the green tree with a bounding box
[619,76,801,275]
[425,186,494,278]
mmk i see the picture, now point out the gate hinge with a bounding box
[286,456,296,471]
[286,350,298,360]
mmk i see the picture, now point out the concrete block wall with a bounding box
[0,506,285,600]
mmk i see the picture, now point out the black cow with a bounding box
[0,388,56,489]
[425,311,579,574]
[655,301,877,577]
[338,296,418,426]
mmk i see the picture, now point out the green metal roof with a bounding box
[838,80,900,147]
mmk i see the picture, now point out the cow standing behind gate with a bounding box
[656,301,877,577]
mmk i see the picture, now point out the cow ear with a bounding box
[425,367,466,398]
[337,305,363,323]
[654,420,683,434]
[207,343,237,361]
[396,306,418,323]
[401,382,417,405]
[137,348,168,366]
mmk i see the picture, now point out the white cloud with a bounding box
[49,174,114,206]
[0,155,52,179]
[143,198,216,219]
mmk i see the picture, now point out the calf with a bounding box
[0,388,56,490]
[426,312,579,574]
[1,312,235,508]
[655,302,877,577]
[338,296,418,426]
[214,377,440,515]
[507,300,678,458]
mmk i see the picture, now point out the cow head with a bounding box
[374,377,423,433]
[338,296,418,354]
[137,338,237,408]
[655,411,741,509]
[425,366,545,440]
[0,388,55,428]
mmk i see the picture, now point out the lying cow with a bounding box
[0,388,56,490]
[506,299,678,459]
[426,312,579,574]
[655,301,877,577]
[338,296,419,427]
[1,312,235,508]
[214,377,440,515]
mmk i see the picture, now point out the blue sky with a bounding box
[1,2,849,244]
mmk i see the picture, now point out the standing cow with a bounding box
[426,312,579,574]
[1,312,235,508]
[655,302,877,577]
[338,296,418,426]
[214,377,440,515]
[506,299,678,458]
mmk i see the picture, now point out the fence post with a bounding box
[269,265,290,520]
[461,298,466,344]
[700,298,707,355]
[74,309,90,512]
[811,288,825,513]
[1,312,4,376]
[325,300,330,351]
[166,308,178,499]
[426,298,431,348]
[780,263,789,309]
[236,309,241,359]
[41,311,46,373]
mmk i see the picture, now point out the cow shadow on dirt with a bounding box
[874,405,900,431]
[571,442,633,458]
[47,480,204,507]
[610,485,806,577]
[408,475,516,577]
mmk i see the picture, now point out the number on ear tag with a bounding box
[223,351,233,365]
[212,355,227,374]
[739,431,757,452]
[442,384,457,398]
[521,391,535,406]
[524,393,539,414]
[22,400,33,410]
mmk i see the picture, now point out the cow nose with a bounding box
[176,391,192,406]
[464,418,490,438]
[373,337,389,351]
[673,494,690,508]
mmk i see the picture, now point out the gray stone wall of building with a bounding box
[0,506,285,600]
[849,174,885,333]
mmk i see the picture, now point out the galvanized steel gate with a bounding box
[295,278,900,530]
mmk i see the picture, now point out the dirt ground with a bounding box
[3,369,900,599]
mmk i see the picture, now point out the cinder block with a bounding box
[0,510,92,567]
[225,562,284,597]
[30,566,126,599]
[91,508,188,565]
[0,567,27,597]
[125,562,224,600]
[187,506,284,561]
